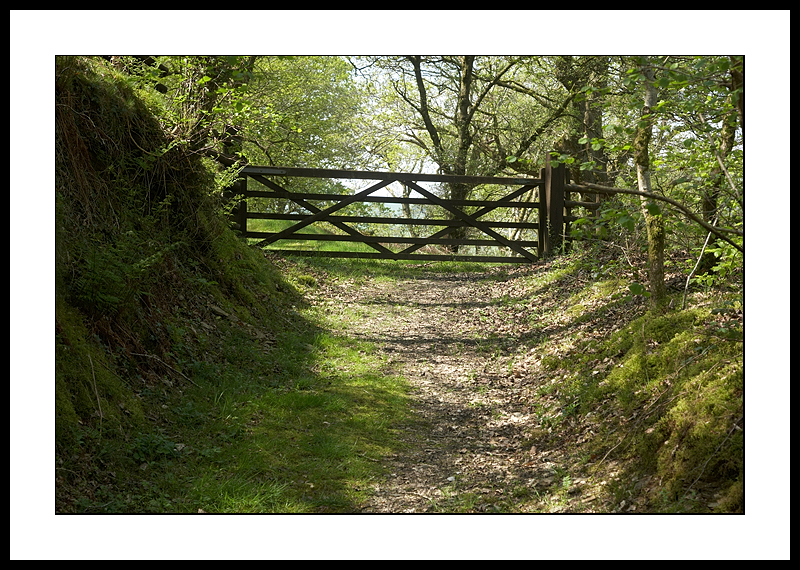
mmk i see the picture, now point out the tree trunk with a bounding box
[698,57,741,273]
[444,56,476,252]
[729,56,744,135]
[583,57,610,231]
[404,56,526,253]
[401,183,419,238]
[634,63,667,310]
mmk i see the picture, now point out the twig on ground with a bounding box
[131,352,200,387]
[395,490,433,501]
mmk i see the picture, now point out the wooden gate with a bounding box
[229,155,577,263]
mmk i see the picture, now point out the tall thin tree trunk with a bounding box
[634,63,667,309]
[554,57,610,221]
[729,56,744,135]
[401,183,419,238]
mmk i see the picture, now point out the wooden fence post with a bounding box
[228,176,248,235]
[538,166,547,258]
[544,153,566,256]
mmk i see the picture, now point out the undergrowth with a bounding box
[531,245,744,513]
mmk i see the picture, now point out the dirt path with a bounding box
[317,266,607,513]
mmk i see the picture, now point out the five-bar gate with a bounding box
[229,155,576,263]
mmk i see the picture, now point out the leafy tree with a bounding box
[236,56,366,170]
[560,56,743,307]
[147,56,259,165]
[657,56,743,275]
[550,56,612,187]
[353,56,577,251]
[121,54,742,289]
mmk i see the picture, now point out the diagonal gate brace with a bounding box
[402,181,539,262]
[397,184,539,256]
[250,176,394,254]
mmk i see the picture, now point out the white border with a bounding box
[12,10,789,560]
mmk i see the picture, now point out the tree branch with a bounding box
[498,91,577,173]
[408,56,448,172]
[565,181,743,252]
[466,58,519,125]
[493,79,560,106]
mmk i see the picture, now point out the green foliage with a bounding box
[55,295,145,452]
[541,298,743,512]
[570,200,645,242]
[131,431,181,463]
[643,202,661,217]
[548,151,576,168]
[233,56,365,169]
[55,57,274,507]
[627,282,650,298]
[151,56,258,156]
[692,236,744,289]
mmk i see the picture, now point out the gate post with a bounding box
[544,153,566,256]
[228,176,248,236]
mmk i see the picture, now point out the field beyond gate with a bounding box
[229,165,570,263]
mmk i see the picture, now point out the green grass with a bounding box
[61,305,413,513]
[54,55,747,519]
[56,241,510,513]
[57,221,743,514]
[247,218,379,254]
[279,251,506,283]
[56,213,417,513]
[181,312,411,512]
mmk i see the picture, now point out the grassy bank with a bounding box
[56,231,416,513]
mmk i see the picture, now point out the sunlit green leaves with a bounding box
[579,136,605,151]
[238,56,365,169]
[570,202,644,242]
[622,68,645,87]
